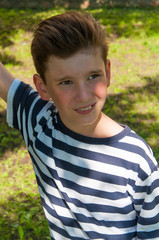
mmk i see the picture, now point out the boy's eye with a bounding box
[59,80,72,85]
[88,74,99,80]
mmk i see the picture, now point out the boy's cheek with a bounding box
[50,92,71,106]
[93,81,107,98]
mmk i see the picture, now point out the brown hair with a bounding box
[31,10,108,83]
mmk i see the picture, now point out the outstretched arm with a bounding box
[0,62,15,102]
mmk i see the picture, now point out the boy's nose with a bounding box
[75,83,91,102]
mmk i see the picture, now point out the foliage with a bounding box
[0,6,159,240]
[90,7,159,38]
[0,193,50,239]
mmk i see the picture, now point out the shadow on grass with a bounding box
[1,7,159,49]
[0,52,21,65]
[0,113,25,157]
[0,8,54,48]
[104,74,159,161]
[0,193,50,240]
[91,6,159,38]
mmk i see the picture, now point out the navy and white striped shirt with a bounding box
[7,79,159,239]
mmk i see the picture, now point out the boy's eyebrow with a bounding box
[88,69,104,75]
[54,69,104,82]
[54,76,73,82]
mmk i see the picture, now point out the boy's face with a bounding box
[34,47,110,136]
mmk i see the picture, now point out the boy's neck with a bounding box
[86,113,124,138]
[61,112,124,139]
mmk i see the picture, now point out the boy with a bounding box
[0,10,159,240]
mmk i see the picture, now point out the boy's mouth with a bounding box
[75,103,96,114]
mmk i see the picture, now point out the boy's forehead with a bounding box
[46,47,104,68]
[44,47,106,82]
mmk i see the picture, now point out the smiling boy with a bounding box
[0,10,159,240]
[34,47,122,138]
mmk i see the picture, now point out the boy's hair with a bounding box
[31,10,109,83]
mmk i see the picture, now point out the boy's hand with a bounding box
[0,62,15,102]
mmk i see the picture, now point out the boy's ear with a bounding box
[106,59,111,87]
[33,74,50,101]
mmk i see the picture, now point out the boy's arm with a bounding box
[0,62,15,102]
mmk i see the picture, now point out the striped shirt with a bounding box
[7,79,159,240]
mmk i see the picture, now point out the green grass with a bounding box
[0,6,159,239]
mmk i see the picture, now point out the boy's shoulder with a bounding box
[7,79,56,129]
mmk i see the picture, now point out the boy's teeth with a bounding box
[80,105,92,111]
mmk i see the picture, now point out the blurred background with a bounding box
[0,1,159,239]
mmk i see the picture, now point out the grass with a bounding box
[0,6,159,239]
